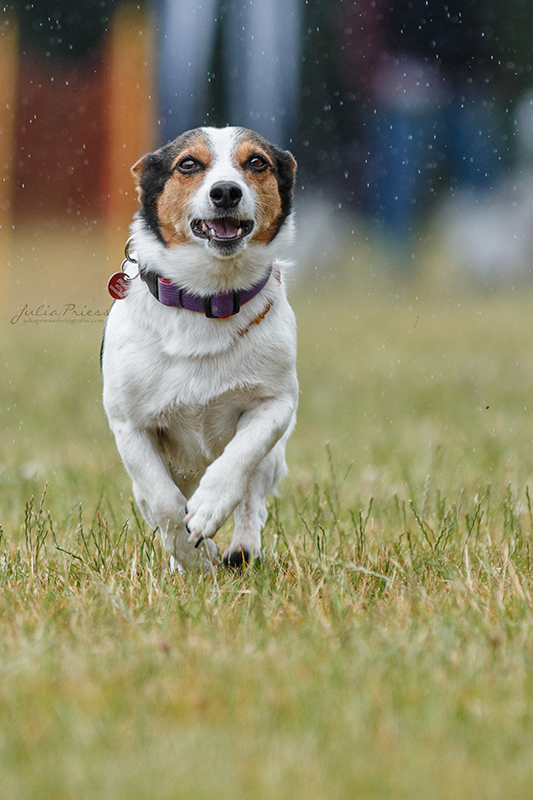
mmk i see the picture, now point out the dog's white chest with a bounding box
[156,387,261,478]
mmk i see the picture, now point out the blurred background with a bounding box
[3,0,533,294]
[4,0,533,507]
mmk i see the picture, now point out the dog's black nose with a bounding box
[209,181,243,210]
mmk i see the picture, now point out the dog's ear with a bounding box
[273,148,297,222]
[277,149,297,178]
[131,153,151,201]
[275,148,297,197]
[131,151,165,202]
[131,153,149,183]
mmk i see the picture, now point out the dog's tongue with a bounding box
[208,218,239,239]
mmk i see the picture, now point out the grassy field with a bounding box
[3,229,533,798]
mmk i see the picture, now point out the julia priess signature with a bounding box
[10,303,109,326]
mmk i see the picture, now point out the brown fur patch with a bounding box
[235,138,283,245]
[237,299,273,338]
[156,133,212,247]
[170,136,212,172]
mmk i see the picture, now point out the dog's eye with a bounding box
[247,154,269,172]
[176,157,200,173]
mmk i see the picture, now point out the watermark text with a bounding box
[11,303,109,326]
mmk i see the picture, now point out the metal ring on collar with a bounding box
[121,238,140,280]
[124,236,138,264]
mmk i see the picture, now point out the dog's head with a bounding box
[132,127,297,259]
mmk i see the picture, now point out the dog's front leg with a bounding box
[184,394,296,544]
[111,421,218,570]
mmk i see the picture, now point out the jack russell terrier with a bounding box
[101,126,298,571]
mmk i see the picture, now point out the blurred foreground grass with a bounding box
[3,231,533,798]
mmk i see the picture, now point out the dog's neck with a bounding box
[138,263,273,318]
[129,214,292,298]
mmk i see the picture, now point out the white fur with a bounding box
[102,127,298,571]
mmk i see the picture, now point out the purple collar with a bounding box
[140,265,272,318]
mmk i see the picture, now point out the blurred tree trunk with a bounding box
[0,13,18,274]
[103,2,156,261]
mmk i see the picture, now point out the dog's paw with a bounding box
[169,538,220,573]
[185,483,239,545]
[222,544,261,569]
[169,555,184,575]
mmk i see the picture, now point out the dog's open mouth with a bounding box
[191,218,254,243]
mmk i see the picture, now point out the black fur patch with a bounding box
[224,547,251,569]
[271,148,297,241]
[136,130,200,246]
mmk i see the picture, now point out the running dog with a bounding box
[101,126,298,571]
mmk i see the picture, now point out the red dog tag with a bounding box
[107,272,130,300]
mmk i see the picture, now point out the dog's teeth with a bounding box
[237,228,242,236]
[209,228,216,237]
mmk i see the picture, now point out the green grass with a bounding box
[3,232,533,798]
